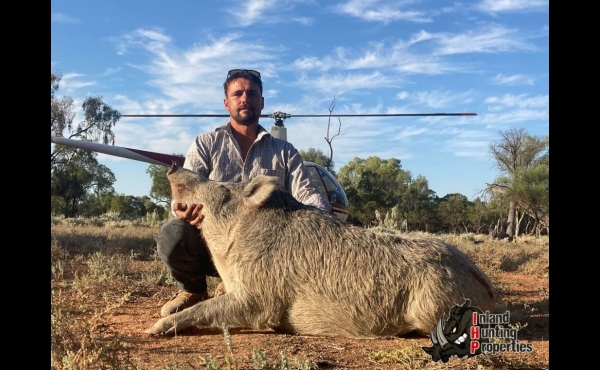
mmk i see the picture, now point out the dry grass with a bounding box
[51,221,549,370]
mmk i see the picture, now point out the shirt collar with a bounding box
[216,122,271,141]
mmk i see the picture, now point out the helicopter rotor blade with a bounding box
[121,112,477,118]
[51,136,185,167]
[287,113,477,117]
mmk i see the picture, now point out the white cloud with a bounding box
[492,73,534,86]
[434,128,495,159]
[290,25,536,81]
[481,109,548,125]
[479,93,548,126]
[476,0,549,14]
[410,89,475,109]
[110,27,172,55]
[296,71,402,95]
[59,73,96,93]
[335,0,431,24]
[393,126,429,140]
[100,67,122,77]
[431,25,539,55]
[396,91,409,100]
[293,39,462,76]
[293,17,314,26]
[224,0,314,26]
[109,29,281,109]
[485,93,548,109]
[51,12,80,24]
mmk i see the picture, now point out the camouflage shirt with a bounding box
[182,122,332,213]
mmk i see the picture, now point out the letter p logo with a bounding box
[470,341,480,354]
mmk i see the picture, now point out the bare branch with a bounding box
[324,97,346,171]
[486,182,511,191]
[478,182,511,201]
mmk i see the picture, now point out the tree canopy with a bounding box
[486,128,549,237]
[51,70,122,217]
[299,148,335,174]
[51,71,121,168]
[337,156,411,226]
[147,161,180,206]
[51,149,115,217]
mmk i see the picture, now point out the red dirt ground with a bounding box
[89,270,549,369]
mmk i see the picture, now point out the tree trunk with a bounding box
[506,200,516,241]
[514,208,526,239]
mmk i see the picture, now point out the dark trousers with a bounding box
[154,219,220,293]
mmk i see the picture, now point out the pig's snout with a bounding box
[168,161,181,175]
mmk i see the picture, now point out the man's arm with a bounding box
[183,136,212,176]
[286,149,333,213]
[170,137,210,228]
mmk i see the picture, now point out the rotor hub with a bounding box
[268,111,291,127]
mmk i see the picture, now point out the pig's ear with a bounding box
[243,176,278,208]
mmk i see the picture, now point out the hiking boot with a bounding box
[160,289,209,317]
[214,282,227,297]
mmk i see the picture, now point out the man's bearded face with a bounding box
[225,78,264,125]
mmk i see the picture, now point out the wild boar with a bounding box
[144,162,495,338]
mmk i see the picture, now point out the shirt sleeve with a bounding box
[171,135,212,216]
[286,148,333,213]
[183,135,211,177]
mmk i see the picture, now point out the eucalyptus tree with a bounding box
[487,128,549,239]
[467,197,493,234]
[50,70,122,217]
[399,175,438,232]
[300,148,335,175]
[51,149,115,217]
[147,162,176,206]
[437,193,470,234]
[510,163,549,236]
[108,195,150,219]
[338,156,409,227]
[51,70,121,168]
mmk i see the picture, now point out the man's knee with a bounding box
[155,219,219,280]
[155,219,197,260]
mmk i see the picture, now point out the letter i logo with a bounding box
[473,311,478,325]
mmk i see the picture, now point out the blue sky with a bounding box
[51,0,549,201]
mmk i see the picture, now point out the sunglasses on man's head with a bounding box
[227,69,261,80]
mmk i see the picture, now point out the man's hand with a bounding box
[173,202,205,230]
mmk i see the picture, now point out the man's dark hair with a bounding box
[223,73,263,96]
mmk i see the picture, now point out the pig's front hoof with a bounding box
[144,317,176,336]
[143,324,166,336]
